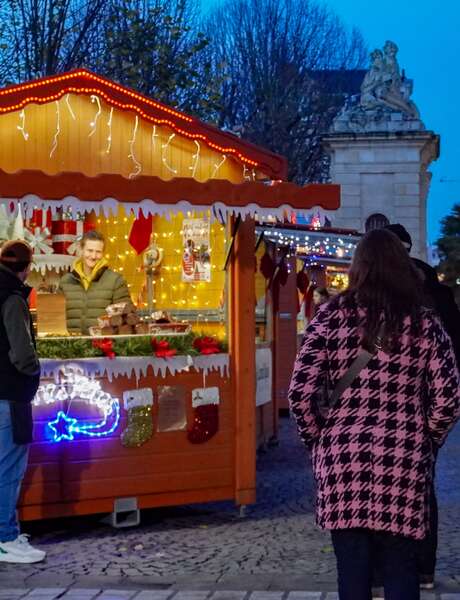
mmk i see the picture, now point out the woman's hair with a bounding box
[314,287,330,300]
[80,230,105,247]
[346,228,423,350]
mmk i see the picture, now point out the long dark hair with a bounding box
[346,229,423,350]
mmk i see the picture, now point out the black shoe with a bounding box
[419,574,435,590]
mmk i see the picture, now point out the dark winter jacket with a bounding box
[0,264,41,444]
[413,257,460,368]
[59,260,131,334]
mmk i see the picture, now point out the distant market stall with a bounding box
[0,69,340,522]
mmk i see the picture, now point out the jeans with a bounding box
[0,400,29,542]
[331,528,420,600]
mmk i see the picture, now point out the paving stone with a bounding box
[23,590,66,599]
[98,592,137,600]
[171,590,211,600]
[324,594,338,600]
[440,595,460,599]
[249,594,284,600]
[210,593,247,600]
[61,591,102,595]
[0,591,30,600]
[286,594,321,600]
[133,593,175,600]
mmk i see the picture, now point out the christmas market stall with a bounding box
[0,70,340,523]
[255,219,360,417]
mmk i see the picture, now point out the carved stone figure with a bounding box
[332,40,423,132]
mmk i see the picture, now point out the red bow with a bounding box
[151,339,177,358]
[92,338,116,359]
[193,336,221,355]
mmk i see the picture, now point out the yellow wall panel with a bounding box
[0,95,252,183]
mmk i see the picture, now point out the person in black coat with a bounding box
[385,223,460,590]
[0,240,46,564]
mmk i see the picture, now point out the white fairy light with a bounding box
[106,107,114,154]
[88,95,101,137]
[17,109,29,141]
[152,124,159,149]
[212,154,227,179]
[49,100,61,158]
[189,140,201,178]
[161,133,178,175]
[128,115,141,179]
[65,94,76,120]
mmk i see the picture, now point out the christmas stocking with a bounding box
[121,388,154,447]
[187,387,220,444]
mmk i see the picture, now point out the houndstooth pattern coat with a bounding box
[288,294,460,540]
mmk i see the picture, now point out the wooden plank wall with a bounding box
[19,369,234,520]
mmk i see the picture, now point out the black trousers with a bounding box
[417,483,438,578]
[331,528,420,600]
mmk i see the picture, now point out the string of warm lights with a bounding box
[262,228,359,260]
[0,73,260,169]
[49,100,60,158]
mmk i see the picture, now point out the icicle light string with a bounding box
[212,154,227,179]
[65,93,76,120]
[17,109,29,140]
[162,133,178,175]
[189,140,201,178]
[128,115,142,179]
[88,94,101,137]
[106,107,114,154]
[49,100,60,158]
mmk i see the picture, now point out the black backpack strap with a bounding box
[328,324,384,409]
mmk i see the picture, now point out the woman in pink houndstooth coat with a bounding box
[288,229,460,600]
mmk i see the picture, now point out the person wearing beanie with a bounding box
[383,223,460,592]
[0,240,45,563]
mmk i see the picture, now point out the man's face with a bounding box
[82,240,104,272]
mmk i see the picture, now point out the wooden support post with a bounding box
[231,216,256,506]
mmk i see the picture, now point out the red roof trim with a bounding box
[0,69,288,180]
[0,168,340,211]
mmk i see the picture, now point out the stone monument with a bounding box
[323,40,439,259]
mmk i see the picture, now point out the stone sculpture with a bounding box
[332,40,424,132]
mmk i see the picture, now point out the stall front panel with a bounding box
[0,70,340,521]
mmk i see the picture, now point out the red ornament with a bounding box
[92,338,116,359]
[151,338,177,358]
[193,336,220,355]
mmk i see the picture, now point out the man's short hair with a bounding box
[0,240,33,273]
[80,229,105,247]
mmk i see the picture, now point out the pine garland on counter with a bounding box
[37,333,228,359]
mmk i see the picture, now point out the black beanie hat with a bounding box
[0,240,33,272]
[384,224,412,249]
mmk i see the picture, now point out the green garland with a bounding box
[37,332,227,359]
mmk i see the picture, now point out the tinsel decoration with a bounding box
[120,405,153,447]
[187,404,219,444]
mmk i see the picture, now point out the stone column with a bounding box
[322,130,439,260]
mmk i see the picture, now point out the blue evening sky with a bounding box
[201,0,460,243]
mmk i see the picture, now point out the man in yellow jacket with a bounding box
[59,230,131,334]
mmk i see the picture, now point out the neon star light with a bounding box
[34,367,120,443]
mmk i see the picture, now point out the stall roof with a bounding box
[0,168,340,220]
[0,69,288,180]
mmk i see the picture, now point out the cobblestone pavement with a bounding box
[1,417,459,595]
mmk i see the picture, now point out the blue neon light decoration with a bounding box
[33,366,121,443]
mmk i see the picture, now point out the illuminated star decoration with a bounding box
[34,367,120,443]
